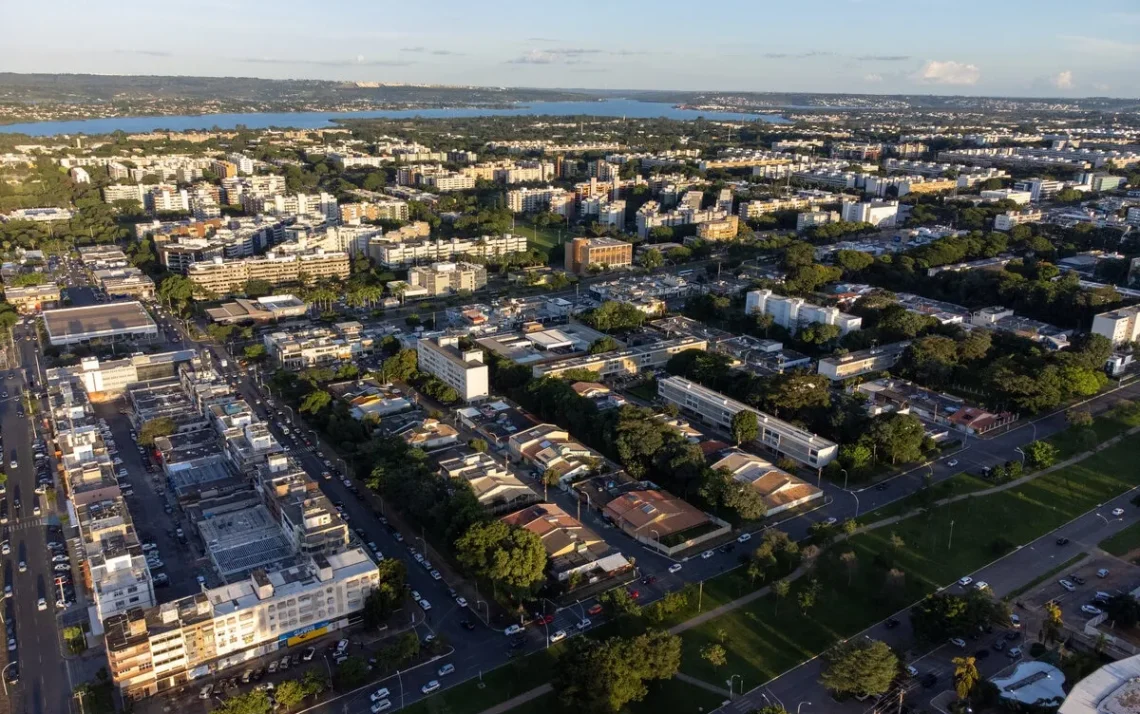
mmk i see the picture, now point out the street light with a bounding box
[728,674,741,696]
[841,468,849,490]
[797,702,812,714]
[1015,447,1026,465]
[851,490,861,519]
[1,661,17,697]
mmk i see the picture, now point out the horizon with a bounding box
[5,0,1140,99]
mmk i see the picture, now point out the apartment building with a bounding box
[104,548,378,699]
[423,172,476,192]
[370,233,527,268]
[263,326,371,370]
[145,185,190,214]
[505,186,573,214]
[793,170,860,190]
[240,192,338,221]
[817,341,910,381]
[416,335,490,401]
[796,211,840,231]
[563,236,634,275]
[407,261,487,296]
[338,199,409,223]
[1092,306,1140,346]
[226,153,255,175]
[186,250,350,296]
[1013,178,1064,202]
[698,149,792,171]
[696,215,741,241]
[532,336,707,379]
[256,454,349,558]
[994,209,1043,231]
[635,200,731,240]
[863,175,956,198]
[739,196,823,219]
[745,289,862,336]
[840,200,899,227]
[658,376,838,467]
[103,184,147,206]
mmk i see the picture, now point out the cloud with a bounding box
[401,46,426,52]
[1093,82,1111,92]
[762,51,834,59]
[237,56,413,67]
[506,50,557,65]
[1059,35,1140,57]
[114,49,172,57]
[863,73,883,83]
[856,55,910,61]
[506,47,634,65]
[916,60,980,85]
[526,37,559,43]
[1052,70,1074,89]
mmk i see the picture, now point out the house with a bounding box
[437,451,538,513]
[507,423,604,483]
[399,419,459,450]
[602,488,728,555]
[501,502,632,585]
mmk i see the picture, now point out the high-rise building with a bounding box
[416,335,490,401]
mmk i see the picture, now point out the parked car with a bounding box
[1098,568,1111,578]
[958,576,973,587]
[668,563,682,574]
[1059,579,1076,592]
[504,624,523,636]
[421,681,441,694]
[737,533,751,543]
[438,663,455,677]
[371,688,391,702]
[549,630,567,643]
[1081,605,1103,616]
[1113,508,1125,517]
[949,637,967,648]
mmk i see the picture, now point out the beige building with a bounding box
[187,251,350,296]
[407,261,487,296]
[3,282,60,313]
[709,449,823,516]
[563,236,633,275]
[532,336,707,379]
[696,215,740,241]
[1092,306,1140,346]
[817,341,910,381]
[338,200,409,223]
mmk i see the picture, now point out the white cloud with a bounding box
[1052,70,1074,89]
[863,73,883,83]
[1093,82,1112,93]
[916,60,980,85]
[1059,35,1140,57]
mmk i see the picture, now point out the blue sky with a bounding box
[5,0,1140,97]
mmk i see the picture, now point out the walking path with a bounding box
[675,672,736,697]
[473,423,1140,714]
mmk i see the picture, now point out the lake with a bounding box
[0,99,789,136]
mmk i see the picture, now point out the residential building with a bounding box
[1092,306,1140,346]
[696,215,740,241]
[657,375,838,467]
[796,211,840,231]
[817,341,910,381]
[400,418,460,450]
[840,200,899,227]
[563,236,633,275]
[994,209,1043,231]
[745,289,862,336]
[94,267,157,300]
[103,184,147,206]
[1013,178,1064,202]
[532,336,707,379]
[263,326,373,370]
[186,250,350,296]
[602,488,727,555]
[369,233,527,268]
[145,185,190,214]
[739,197,824,219]
[709,449,823,515]
[416,335,490,401]
[979,188,1033,205]
[505,186,573,214]
[407,261,488,296]
[338,200,409,224]
[501,502,631,583]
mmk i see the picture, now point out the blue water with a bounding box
[0,99,789,136]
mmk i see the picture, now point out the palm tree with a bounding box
[952,656,979,700]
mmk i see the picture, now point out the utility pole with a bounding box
[948,519,955,551]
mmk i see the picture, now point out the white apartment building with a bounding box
[369,233,528,268]
[745,289,862,336]
[506,186,573,214]
[424,173,476,192]
[840,200,899,228]
[792,170,860,190]
[1013,178,1064,202]
[103,184,147,205]
[226,153,255,174]
[145,185,189,214]
[739,197,822,219]
[657,376,837,467]
[416,335,490,401]
[817,341,910,381]
[980,189,1033,205]
[1092,306,1140,346]
[994,209,1043,231]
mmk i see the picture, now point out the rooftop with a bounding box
[43,301,157,338]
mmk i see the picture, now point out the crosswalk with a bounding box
[3,518,44,532]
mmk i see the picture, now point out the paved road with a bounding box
[719,475,1140,714]
[2,320,73,714]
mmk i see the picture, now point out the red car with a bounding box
[587,604,603,616]
[541,614,554,625]
[628,590,640,600]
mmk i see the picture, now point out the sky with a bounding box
[4,0,1140,98]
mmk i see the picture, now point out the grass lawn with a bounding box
[1100,521,1140,557]
[515,218,569,265]
[399,648,558,714]
[1047,402,1140,460]
[678,433,1140,689]
[502,679,725,714]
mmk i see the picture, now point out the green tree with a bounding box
[300,390,332,415]
[953,656,980,699]
[701,643,727,668]
[334,656,369,689]
[599,588,642,619]
[1042,601,1064,645]
[553,630,681,714]
[865,413,925,464]
[454,520,547,593]
[213,689,273,714]
[730,410,759,445]
[379,348,418,383]
[638,248,664,270]
[137,416,175,446]
[274,680,307,708]
[583,301,646,333]
[588,336,619,355]
[773,579,790,613]
[1025,440,1058,469]
[818,638,899,698]
[243,344,267,362]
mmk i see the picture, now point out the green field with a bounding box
[857,471,992,525]
[399,649,558,714]
[678,432,1140,688]
[1100,521,1140,557]
[1047,401,1140,459]
[504,679,725,714]
[515,218,569,265]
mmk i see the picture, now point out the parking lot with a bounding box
[1018,552,1140,634]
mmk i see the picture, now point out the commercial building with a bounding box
[980,188,1033,205]
[328,379,413,421]
[3,282,61,313]
[993,209,1043,231]
[501,502,631,584]
[817,341,910,381]
[416,335,490,402]
[1092,306,1140,346]
[532,336,707,379]
[407,261,488,296]
[78,245,131,270]
[42,302,159,347]
[658,376,838,467]
[745,289,862,336]
[206,295,309,324]
[563,236,633,275]
[263,325,373,370]
[186,250,350,297]
[94,267,156,300]
[709,449,824,516]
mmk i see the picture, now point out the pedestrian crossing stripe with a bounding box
[4,518,44,531]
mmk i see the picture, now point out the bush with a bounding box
[1029,642,1047,658]
[990,536,1015,556]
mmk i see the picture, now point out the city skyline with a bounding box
[4,0,1140,98]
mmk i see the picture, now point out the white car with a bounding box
[549,630,567,643]
[430,570,442,581]
[1112,508,1125,517]
[421,680,440,695]
[37,597,46,611]
[18,561,27,573]
[371,702,392,713]
[438,663,455,677]
[1082,605,1103,616]
[456,596,468,608]
[1098,568,1110,578]
[504,624,523,636]
[0,541,8,555]
[576,618,592,630]
[737,533,752,543]
[411,590,422,603]
[974,581,989,591]
[700,550,714,559]
[370,688,391,702]
[958,576,973,587]
[418,599,432,611]
[668,563,682,574]
[947,459,959,468]
[1059,579,1076,591]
